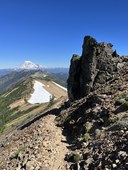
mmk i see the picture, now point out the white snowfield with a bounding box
[52,81,67,91]
[28,81,52,104]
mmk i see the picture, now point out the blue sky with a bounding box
[0,0,128,68]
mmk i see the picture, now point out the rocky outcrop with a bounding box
[67,36,126,101]
[56,36,128,169]
[57,53,128,169]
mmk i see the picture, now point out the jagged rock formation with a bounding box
[57,36,128,169]
[68,36,127,101]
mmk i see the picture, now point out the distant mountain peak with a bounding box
[15,60,44,70]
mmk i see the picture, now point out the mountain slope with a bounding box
[0,75,68,169]
[0,70,68,94]
[0,71,67,137]
[0,69,14,77]
[0,70,36,93]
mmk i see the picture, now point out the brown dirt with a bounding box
[38,79,67,99]
[10,79,67,110]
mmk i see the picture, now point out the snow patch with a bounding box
[28,81,52,104]
[52,81,67,91]
[43,74,47,77]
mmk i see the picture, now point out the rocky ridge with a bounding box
[57,36,128,169]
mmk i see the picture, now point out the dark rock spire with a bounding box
[67,35,122,101]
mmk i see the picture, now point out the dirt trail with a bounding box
[0,111,69,170]
[36,114,69,170]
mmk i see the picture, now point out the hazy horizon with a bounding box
[0,60,69,69]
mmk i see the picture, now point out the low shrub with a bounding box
[83,133,90,142]
[115,98,126,105]
[65,153,81,163]
[123,101,128,108]
[108,116,119,123]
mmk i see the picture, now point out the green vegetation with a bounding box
[43,72,68,88]
[49,95,55,105]
[6,105,40,123]
[115,98,126,105]
[43,95,57,111]
[118,92,128,99]
[117,121,128,128]
[0,125,5,134]
[0,94,57,135]
[9,110,43,130]
[108,116,119,123]
[115,92,128,106]
[0,70,35,93]
[83,122,91,133]
[83,133,90,142]
[0,113,6,134]
[123,101,128,108]
[72,153,81,162]
[0,78,33,133]
[65,153,81,163]
[10,146,25,160]
[0,105,40,134]
[0,78,32,108]
[82,122,91,142]
[43,77,51,81]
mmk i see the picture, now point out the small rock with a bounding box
[112,164,117,168]
[95,129,101,138]
[26,161,35,170]
[115,159,120,163]
[118,151,127,159]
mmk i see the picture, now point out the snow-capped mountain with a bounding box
[0,60,69,77]
[15,61,44,70]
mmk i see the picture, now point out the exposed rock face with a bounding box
[67,35,123,101]
[57,36,128,169]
